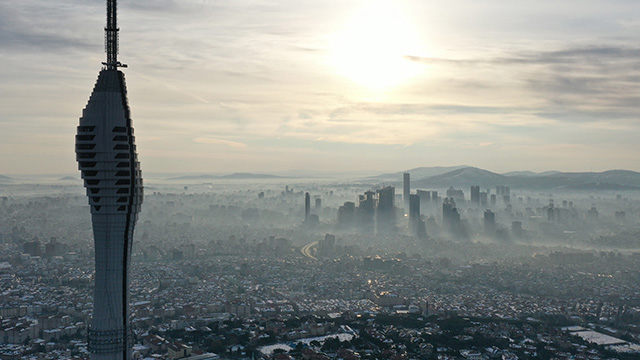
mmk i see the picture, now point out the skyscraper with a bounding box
[479,191,488,207]
[403,172,410,212]
[305,192,311,222]
[357,190,376,232]
[75,1,143,359]
[483,209,496,235]
[416,189,430,204]
[409,194,420,222]
[376,186,396,233]
[470,185,480,205]
[409,194,424,237]
[442,198,463,237]
[338,201,356,228]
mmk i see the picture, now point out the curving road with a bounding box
[300,241,318,260]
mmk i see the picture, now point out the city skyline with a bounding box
[4,168,640,359]
[1,0,640,174]
[3,1,640,359]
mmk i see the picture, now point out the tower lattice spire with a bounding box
[104,0,127,69]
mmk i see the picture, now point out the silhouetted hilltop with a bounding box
[501,170,561,177]
[413,167,506,188]
[501,171,537,177]
[511,170,640,189]
[371,166,467,181]
[403,167,640,190]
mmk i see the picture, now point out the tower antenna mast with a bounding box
[103,0,127,69]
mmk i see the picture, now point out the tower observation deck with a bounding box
[75,1,142,359]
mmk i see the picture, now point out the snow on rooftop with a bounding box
[572,330,627,346]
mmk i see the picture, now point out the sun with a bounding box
[329,0,426,92]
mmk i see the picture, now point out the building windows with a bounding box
[78,152,96,159]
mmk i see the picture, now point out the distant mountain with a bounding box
[59,176,79,181]
[501,170,562,177]
[0,175,12,183]
[538,171,562,176]
[413,167,507,188]
[168,173,285,181]
[512,170,640,190]
[371,166,468,181]
[409,167,640,190]
[501,171,537,177]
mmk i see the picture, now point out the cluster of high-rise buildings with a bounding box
[301,171,527,242]
[336,186,397,234]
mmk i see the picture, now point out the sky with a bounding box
[1,0,639,175]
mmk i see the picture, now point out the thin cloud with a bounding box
[193,137,247,149]
[0,3,96,52]
[405,45,640,125]
[2,0,640,173]
[405,46,640,66]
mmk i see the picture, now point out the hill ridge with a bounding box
[401,167,640,190]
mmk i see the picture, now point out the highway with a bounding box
[300,241,318,260]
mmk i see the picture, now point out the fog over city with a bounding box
[2,0,640,359]
[3,167,640,359]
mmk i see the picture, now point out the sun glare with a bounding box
[329,1,426,92]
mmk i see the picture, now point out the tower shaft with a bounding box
[77,1,141,359]
[78,69,142,360]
